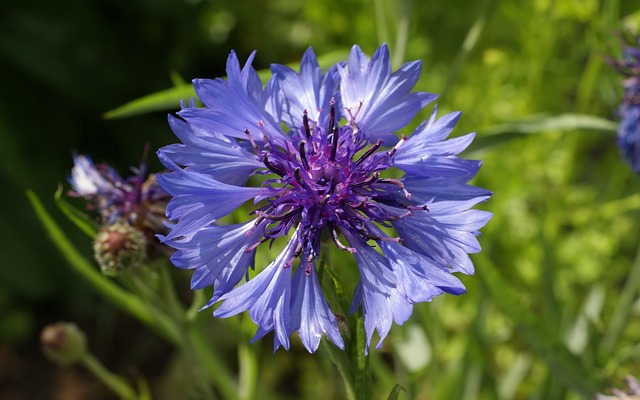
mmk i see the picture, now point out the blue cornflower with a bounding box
[69,150,169,233]
[611,36,640,173]
[158,44,492,352]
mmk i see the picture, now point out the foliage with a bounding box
[5,0,640,398]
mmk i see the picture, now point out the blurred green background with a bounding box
[4,0,640,398]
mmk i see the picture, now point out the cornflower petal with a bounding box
[290,259,345,352]
[69,154,115,195]
[214,230,300,351]
[157,161,264,241]
[404,178,493,202]
[68,153,169,231]
[161,115,262,185]
[271,47,340,129]
[338,44,437,144]
[344,230,413,352]
[392,202,492,274]
[179,50,286,146]
[160,44,492,353]
[393,109,483,178]
[378,239,467,300]
[164,220,266,300]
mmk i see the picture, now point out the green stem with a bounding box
[439,0,496,101]
[187,326,240,400]
[353,312,372,400]
[391,0,411,69]
[373,0,390,46]
[600,241,640,358]
[186,290,208,322]
[237,315,260,400]
[81,352,137,400]
[28,190,181,344]
[320,338,355,400]
[238,343,258,400]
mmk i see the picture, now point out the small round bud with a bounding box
[93,221,147,276]
[40,322,87,366]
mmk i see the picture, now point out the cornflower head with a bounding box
[158,44,492,353]
[610,34,640,173]
[68,147,169,234]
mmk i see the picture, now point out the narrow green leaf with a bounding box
[320,338,355,400]
[103,84,197,119]
[468,113,617,153]
[169,70,187,87]
[475,252,602,397]
[386,384,406,400]
[354,312,372,400]
[27,190,180,344]
[103,50,349,119]
[54,185,99,238]
[600,242,640,359]
[440,0,497,100]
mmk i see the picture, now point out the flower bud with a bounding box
[93,221,147,276]
[40,322,87,366]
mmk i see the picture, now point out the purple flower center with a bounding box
[247,101,424,262]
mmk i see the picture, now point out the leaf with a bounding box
[468,113,617,153]
[103,50,350,119]
[54,185,99,238]
[600,243,640,359]
[27,190,180,344]
[474,252,603,397]
[103,84,198,119]
[386,384,406,400]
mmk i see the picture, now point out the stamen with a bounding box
[293,241,303,258]
[354,139,383,166]
[263,155,285,177]
[244,128,259,155]
[377,236,403,243]
[299,141,309,170]
[387,209,413,221]
[244,236,269,253]
[350,172,379,188]
[257,206,302,221]
[328,100,339,161]
[303,110,311,139]
[377,178,412,199]
[346,101,363,125]
[388,135,407,157]
[330,224,356,253]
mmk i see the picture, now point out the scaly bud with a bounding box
[93,221,147,276]
[40,322,87,366]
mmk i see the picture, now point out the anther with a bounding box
[328,100,339,161]
[407,204,429,212]
[263,155,285,177]
[354,139,383,166]
[350,172,379,188]
[303,110,311,139]
[298,141,309,170]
